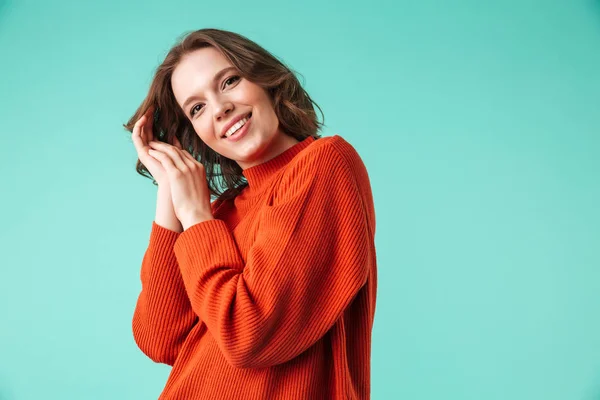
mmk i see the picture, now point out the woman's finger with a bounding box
[171,137,198,169]
[177,148,198,170]
[149,141,189,172]
[132,115,163,171]
[148,149,181,181]
[148,149,172,169]
[180,149,201,168]
[132,115,147,153]
[140,121,148,145]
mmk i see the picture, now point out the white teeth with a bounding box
[225,115,250,138]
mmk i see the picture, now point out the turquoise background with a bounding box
[0,0,599,399]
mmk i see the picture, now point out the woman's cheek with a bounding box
[194,120,209,140]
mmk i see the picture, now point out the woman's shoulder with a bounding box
[289,134,365,173]
[271,134,370,204]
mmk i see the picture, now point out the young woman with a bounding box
[124,28,377,400]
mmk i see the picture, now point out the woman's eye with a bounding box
[190,76,241,117]
[190,103,203,117]
[224,75,240,88]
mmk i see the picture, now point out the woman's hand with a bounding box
[147,139,214,230]
[131,106,170,187]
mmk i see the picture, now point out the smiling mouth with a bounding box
[223,112,252,139]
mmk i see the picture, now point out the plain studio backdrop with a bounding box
[0,0,599,399]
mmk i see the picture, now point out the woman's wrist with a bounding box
[155,185,183,233]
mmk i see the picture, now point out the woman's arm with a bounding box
[155,185,183,233]
[172,145,375,369]
[131,186,197,365]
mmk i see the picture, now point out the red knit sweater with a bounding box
[132,135,377,399]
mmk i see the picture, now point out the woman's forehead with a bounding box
[172,49,234,101]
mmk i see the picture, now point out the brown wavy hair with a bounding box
[123,28,325,202]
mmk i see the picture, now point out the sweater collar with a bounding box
[242,136,316,191]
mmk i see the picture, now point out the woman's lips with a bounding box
[224,113,252,142]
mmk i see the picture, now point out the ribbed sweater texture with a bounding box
[132,135,378,399]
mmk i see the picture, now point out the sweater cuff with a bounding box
[150,221,181,245]
[173,219,244,285]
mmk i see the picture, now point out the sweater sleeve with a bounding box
[131,222,199,366]
[173,149,372,369]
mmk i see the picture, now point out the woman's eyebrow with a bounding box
[182,66,237,110]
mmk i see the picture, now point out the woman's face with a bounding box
[171,47,298,170]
